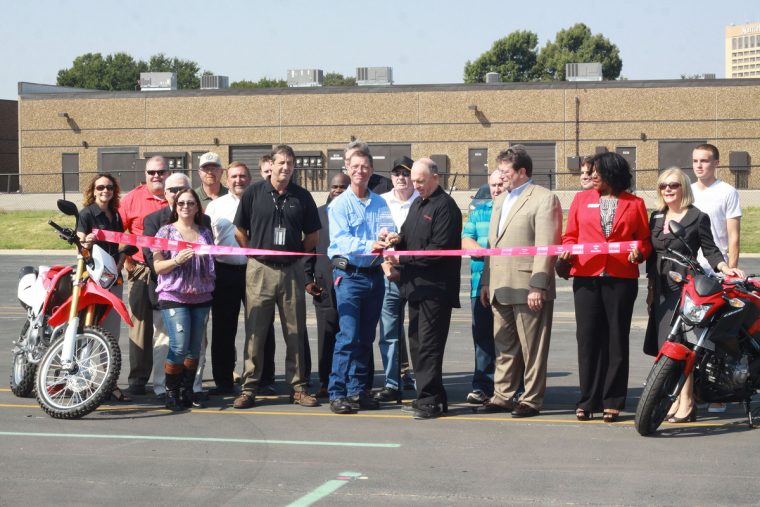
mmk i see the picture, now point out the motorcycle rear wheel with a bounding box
[35,325,120,419]
[10,320,37,397]
[634,356,683,436]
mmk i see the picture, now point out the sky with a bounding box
[3,0,760,100]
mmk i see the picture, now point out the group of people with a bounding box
[75,140,742,421]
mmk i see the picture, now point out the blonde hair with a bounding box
[656,167,694,211]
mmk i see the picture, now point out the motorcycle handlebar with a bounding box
[664,247,706,276]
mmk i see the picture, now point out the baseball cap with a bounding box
[391,156,414,174]
[199,152,222,168]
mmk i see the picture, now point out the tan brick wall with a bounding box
[17,81,760,194]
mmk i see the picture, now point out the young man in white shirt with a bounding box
[691,143,742,413]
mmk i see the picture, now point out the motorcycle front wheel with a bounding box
[10,320,37,397]
[35,325,121,419]
[634,356,683,436]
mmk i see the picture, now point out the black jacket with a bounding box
[304,204,336,308]
[397,186,462,307]
[646,205,725,289]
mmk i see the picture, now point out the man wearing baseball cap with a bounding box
[196,152,228,209]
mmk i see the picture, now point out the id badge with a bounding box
[274,226,286,246]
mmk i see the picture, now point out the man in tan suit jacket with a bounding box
[479,145,562,417]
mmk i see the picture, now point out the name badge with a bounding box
[587,203,600,208]
[653,213,664,218]
[274,227,286,246]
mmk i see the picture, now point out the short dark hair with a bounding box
[592,152,632,194]
[258,154,273,167]
[169,188,205,226]
[271,144,295,161]
[347,148,373,168]
[228,161,250,178]
[694,143,719,161]
[496,144,533,177]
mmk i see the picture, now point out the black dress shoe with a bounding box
[128,384,147,396]
[476,400,514,414]
[511,403,540,418]
[373,387,401,402]
[347,393,380,410]
[330,398,355,414]
[412,403,443,419]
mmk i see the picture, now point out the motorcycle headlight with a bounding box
[681,293,712,325]
[99,271,116,289]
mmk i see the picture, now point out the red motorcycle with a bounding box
[634,220,760,435]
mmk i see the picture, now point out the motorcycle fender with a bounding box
[48,280,133,328]
[656,341,696,376]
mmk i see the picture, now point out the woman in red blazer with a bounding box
[559,152,652,422]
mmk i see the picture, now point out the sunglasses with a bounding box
[658,182,682,190]
[331,184,347,189]
[176,201,197,208]
[95,184,114,191]
[167,186,188,193]
[392,171,411,178]
[147,170,168,176]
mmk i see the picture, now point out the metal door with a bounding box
[369,144,412,180]
[229,145,273,183]
[98,148,139,191]
[511,142,556,190]
[61,153,79,194]
[658,140,706,185]
[616,147,637,191]
[468,148,488,189]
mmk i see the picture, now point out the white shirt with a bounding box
[381,189,419,230]
[498,179,532,236]
[205,193,247,265]
[692,179,742,273]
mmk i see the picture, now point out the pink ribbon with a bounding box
[93,229,639,258]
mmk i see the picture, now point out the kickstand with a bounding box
[744,399,754,428]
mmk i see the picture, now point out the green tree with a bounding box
[464,30,540,83]
[57,52,207,90]
[536,23,622,81]
[322,72,357,86]
[230,77,287,89]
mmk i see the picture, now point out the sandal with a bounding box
[109,387,132,403]
[576,408,593,421]
[602,410,619,423]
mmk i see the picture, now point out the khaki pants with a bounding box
[241,258,307,394]
[492,300,553,410]
[127,264,153,386]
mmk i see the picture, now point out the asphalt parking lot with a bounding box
[1,252,759,506]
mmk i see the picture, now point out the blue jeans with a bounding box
[161,305,210,366]
[378,278,407,389]
[471,297,495,395]
[329,268,384,399]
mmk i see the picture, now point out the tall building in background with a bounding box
[726,22,760,78]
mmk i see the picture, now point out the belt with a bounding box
[256,258,294,269]
[332,257,381,274]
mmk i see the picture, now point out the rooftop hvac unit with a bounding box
[287,69,324,87]
[139,72,177,91]
[201,75,229,90]
[565,63,603,82]
[356,66,393,86]
[485,72,501,83]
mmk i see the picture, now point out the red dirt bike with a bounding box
[16,199,135,419]
[634,220,760,436]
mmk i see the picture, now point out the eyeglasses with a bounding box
[167,186,188,194]
[147,170,168,176]
[95,184,114,191]
[392,172,411,178]
[658,182,682,190]
[176,201,197,208]
[200,165,221,172]
[331,184,347,189]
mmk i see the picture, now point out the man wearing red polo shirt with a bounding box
[119,156,170,395]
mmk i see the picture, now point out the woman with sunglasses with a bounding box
[559,152,652,422]
[152,188,215,411]
[643,167,743,422]
[76,173,131,402]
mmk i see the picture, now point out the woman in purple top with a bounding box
[152,188,215,411]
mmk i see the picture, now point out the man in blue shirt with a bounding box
[461,170,504,404]
[327,148,393,414]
